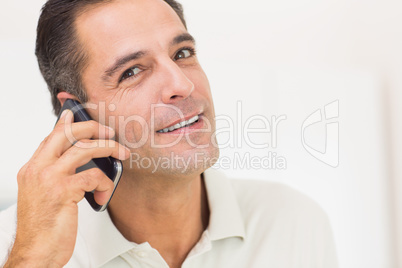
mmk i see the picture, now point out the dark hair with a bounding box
[35,0,187,115]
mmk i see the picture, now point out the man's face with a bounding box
[75,0,219,178]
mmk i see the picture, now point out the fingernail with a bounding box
[124,147,131,159]
[60,109,69,118]
[106,126,115,132]
[105,126,115,137]
[118,148,129,160]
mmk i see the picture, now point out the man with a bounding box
[0,0,338,267]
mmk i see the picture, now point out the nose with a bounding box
[157,59,194,104]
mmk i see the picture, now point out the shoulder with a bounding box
[230,178,337,260]
[230,178,330,225]
[204,168,330,223]
[0,204,17,265]
[204,169,338,267]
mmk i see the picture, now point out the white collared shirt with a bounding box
[0,168,338,267]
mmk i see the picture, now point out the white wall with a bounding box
[1,0,401,267]
[180,1,402,267]
[0,0,56,208]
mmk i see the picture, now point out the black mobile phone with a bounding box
[56,99,123,212]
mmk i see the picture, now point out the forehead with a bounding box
[75,0,186,57]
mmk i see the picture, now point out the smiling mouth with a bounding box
[157,115,200,133]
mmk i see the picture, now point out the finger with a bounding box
[28,109,75,165]
[94,188,114,206]
[56,109,74,127]
[55,139,130,174]
[67,168,115,205]
[57,121,115,157]
[47,116,115,158]
[30,110,73,161]
[29,137,51,164]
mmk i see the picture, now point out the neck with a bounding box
[108,170,209,268]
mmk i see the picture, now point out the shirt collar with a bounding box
[78,168,245,266]
[203,168,246,241]
[78,201,136,267]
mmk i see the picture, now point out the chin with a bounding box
[123,145,220,178]
[163,146,220,175]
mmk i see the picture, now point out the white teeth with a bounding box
[188,116,197,124]
[157,115,199,133]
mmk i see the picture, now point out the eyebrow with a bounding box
[102,33,196,81]
[171,32,196,47]
[103,51,147,80]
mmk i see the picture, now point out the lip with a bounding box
[156,111,203,132]
[156,113,204,134]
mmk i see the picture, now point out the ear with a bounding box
[57,92,79,107]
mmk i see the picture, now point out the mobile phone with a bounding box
[56,99,123,212]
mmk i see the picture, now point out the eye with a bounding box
[120,66,142,82]
[174,48,195,61]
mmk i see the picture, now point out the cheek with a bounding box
[116,115,150,148]
[83,94,152,146]
[110,99,153,149]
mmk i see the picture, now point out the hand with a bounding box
[4,109,130,267]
